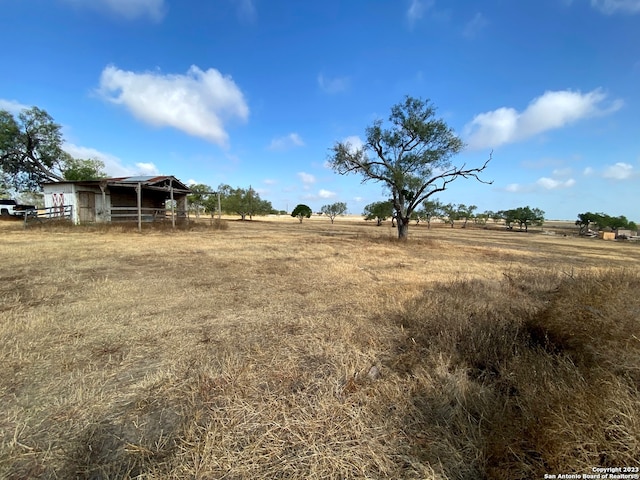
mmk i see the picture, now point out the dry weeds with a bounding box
[1,218,639,479]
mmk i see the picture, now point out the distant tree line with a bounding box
[575,212,637,235]
[362,199,639,235]
[188,184,278,220]
[363,199,546,232]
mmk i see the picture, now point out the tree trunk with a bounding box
[397,215,409,239]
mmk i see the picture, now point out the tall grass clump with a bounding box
[394,269,640,479]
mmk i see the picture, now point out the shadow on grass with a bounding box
[391,269,640,479]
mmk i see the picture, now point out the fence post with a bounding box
[137,183,142,232]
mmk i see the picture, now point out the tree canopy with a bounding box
[291,204,312,223]
[440,203,459,228]
[363,200,393,226]
[417,199,443,229]
[61,158,107,181]
[456,204,477,228]
[188,183,215,218]
[328,96,491,239]
[1,107,67,190]
[217,185,273,220]
[576,212,637,233]
[1,106,112,191]
[320,202,347,224]
[498,206,545,232]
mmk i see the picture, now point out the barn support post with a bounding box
[99,181,108,222]
[136,182,142,232]
[170,178,175,229]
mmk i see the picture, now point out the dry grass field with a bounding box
[1,216,639,479]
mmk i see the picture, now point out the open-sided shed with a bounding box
[42,176,191,226]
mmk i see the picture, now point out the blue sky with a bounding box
[1,0,638,220]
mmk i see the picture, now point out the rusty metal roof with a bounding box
[43,176,191,193]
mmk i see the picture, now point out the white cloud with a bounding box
[583,166,595,175]
[187,179,198,186]
[343,135,364,153]
[505,183,523,193]
[98,65,249,147]
[0,99,29,113]
[464,89,623,149]
[63,143,159,177]
[317,74,349,94]
[297,172,316,185]
[536,177,576,189]
[323,135,364,168]
[64,143,129,177]
[61,0,167,21]
[263,179,277,185]
[591,0,640,14]
[503,171,576,193]
[552,167,573,177]
[319,189,336,199]
[234,0,256,21]
[135,162,160,175]
[603,162,634,179]
[462,12,488,38]
[267,133,305,151]
[407,0,434,26]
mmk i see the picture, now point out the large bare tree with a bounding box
[328,96,492,239]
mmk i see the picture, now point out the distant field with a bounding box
[1,217,639,479]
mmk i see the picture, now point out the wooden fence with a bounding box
[109,207,172,223]
[24,205,73,226]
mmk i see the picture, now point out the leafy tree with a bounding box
[419,199,443,229]
[1,106,114,190]
[320,202,347,224]
[0,180,9,198]
[61,157,107,181]
[291,204,312,223]
[1,107,66,190]
[363,200,393,226]
[16,191,44,208]
[497,209,516,229]
[476,210,496,226]
[218,184,273,220]
[441,203,459,228]
[188,183,214,218]
[594,213,637,231]
[499,206,544,232]
[575,212,598,235]
[457,204,477,228]
[328,96,491,239]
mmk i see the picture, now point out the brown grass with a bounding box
[1,218,639,479]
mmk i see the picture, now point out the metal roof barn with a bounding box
[42,176,192,229]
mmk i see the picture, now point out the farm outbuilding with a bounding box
[42,176,191,225]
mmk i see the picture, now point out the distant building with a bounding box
[42,176,191,225]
